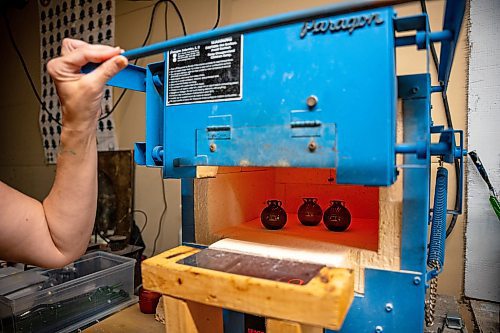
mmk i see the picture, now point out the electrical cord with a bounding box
[103,0,189,255]
[99,0,165,121]
[6,1,206,126]
[3,14,63,127]
[151,169,168,256]
[132,209,149,247]
[166,0,187,36]
[4,0,172,125]
[164,0,169,39]
[212,0,221,29]
[420,0,461,239]
[97,227,110,243]
[148,0,190,256]
[99,0,187,121]
[134,209,149,233]
[99,89,127,121]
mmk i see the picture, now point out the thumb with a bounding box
[86,55,128,87]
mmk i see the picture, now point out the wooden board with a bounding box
[266,318,322,333]
[163,296,223,333]
[82,304,163,333]
[142,246,354,330]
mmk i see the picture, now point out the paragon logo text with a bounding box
[300,13,384,38]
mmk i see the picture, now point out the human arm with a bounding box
[0,39,128,268]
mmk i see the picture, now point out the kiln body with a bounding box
[161,7,397,186]
[96,0,467,331]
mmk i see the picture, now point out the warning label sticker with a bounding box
[167,35,243,105]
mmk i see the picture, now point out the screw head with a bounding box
[306,95,318,108]
[413,276,421,285]
[385,303,393,312]
[375,325,383,333]
[411,87,419,94]
[209,143,217,152]
[308,141,317,152]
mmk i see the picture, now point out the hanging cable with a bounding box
[133,209,149,234]
[166,0,187,36]
[164,1,169,39]
[102,1,189,255]
[151,170,168,256]
[212,0,221,29]
[99,89,127,121]
[99,0,167,121]
[99,0,187,121]
[132,209,149,247]
[3,14,62,126]
[420,0,461,239]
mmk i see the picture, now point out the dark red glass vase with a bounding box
[261,200,287,230]
[323,200,351,232]
[298,198,322,226]
[139,288,161,314]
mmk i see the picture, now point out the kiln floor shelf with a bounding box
[218,214,379,251]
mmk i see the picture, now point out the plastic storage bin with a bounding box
[0,251,137,333]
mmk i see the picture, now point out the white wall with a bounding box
[465,0,500,302]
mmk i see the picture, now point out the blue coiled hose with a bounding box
[428,167,448,270]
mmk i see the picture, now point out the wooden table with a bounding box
[83,304,164,333]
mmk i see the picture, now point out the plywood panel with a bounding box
[465,0,500,302]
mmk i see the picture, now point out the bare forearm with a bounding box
[0,128,97,268]
[43,126,98,260]
[0,40,126,267]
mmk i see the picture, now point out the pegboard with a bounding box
[38,0,117,164]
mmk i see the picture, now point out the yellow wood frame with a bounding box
[142,246,354,330]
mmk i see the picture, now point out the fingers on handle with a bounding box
[46,58,59,78]
[65,45,123,67]
[61,38,89,56]
[85,55,128,87]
